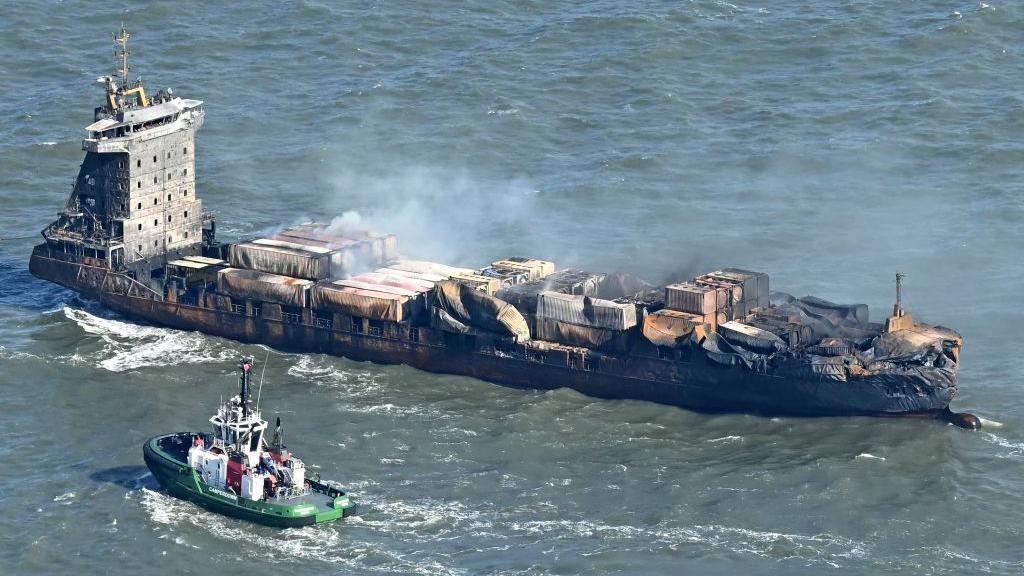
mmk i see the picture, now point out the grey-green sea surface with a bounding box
[1,1,1022,574]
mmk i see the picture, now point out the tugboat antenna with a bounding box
[255,349,271,412]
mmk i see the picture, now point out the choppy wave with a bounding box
[63,307,236,371]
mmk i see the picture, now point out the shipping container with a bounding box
[535,317,631,353]
[642,309,705,348]
[693,276,743,305]
[217,268,314,307]
[388,259,475,278]
[352,272,435,294]
[717,320,787,353]
[311,281,413,322]
[536,291,637,330]
[665,282,724,315]
[480,265,531,287]
[452,272,501,295]
[376,267,448,283]
[182,255,228,266]
[229,241,332,281]
[492,258,555,281]
[722,268,770,305]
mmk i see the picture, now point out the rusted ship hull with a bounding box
[30,251,956,418]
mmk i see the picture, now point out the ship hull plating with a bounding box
[30,252,955,418]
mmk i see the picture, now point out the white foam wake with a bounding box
[63,307,236,371]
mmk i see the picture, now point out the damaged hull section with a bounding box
[30,252,955,418]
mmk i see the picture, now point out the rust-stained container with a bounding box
[665,282,725,315]
[229,240,332,281]
[311,281,414,322]
[642,309,705,347]
[694,275,743,305]
[536,291,637,330]
[217,268,314,307]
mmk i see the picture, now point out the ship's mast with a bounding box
[893,272,905,317]
[114,25,130,87]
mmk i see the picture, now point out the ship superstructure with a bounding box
[41,27,209,279]
[31,30,978,428]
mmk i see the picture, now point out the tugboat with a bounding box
[142,356,356,527]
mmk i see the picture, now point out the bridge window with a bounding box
[184,210,189,218]
[153,219,157,226]
[137,224,142,231]
[183,147,187,155]
[167,215,172,223]
[153,176,157,184]
[137,159,141,168]
[153,155,157,163]
[167,173,171,180]
[137,202,141,209]
[167,193,171,201]
[137,244,142,252]
[184,168,188,176]
[154,198,158,205]
[184,231,189,239]
[137,181,141,189]
[167,152,171,159]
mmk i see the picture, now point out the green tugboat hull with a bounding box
[143,433,355,528]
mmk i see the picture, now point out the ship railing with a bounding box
[274,484,310,500]
[312,315,332,329]
[281,311,302,324]
[231,303,246,315]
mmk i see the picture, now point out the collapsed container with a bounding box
[429,280,530,341]
[642,309,706,348]
[718,320,788,354]
[480,265,531,287]
[217,268,314,307]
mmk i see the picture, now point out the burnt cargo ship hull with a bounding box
[30,252,955,417]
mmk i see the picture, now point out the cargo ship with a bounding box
[29,30,978,428]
